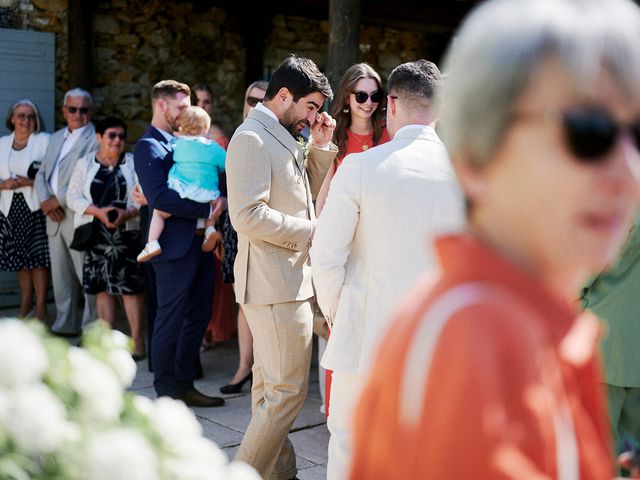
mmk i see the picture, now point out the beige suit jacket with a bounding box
[226,108,337,305]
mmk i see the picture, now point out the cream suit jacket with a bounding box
[226,107,337,305]
[310,125,465,374]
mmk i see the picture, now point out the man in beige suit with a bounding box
[310,60,465,479]
[226,56,337,480]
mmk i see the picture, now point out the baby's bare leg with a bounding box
[148,209,171,242]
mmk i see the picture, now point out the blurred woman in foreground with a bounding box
[350,0,640,478]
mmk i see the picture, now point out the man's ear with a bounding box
[277,87,291,104]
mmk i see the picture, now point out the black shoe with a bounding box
[220,372,252,394]
[171,388,225,408]
[50,329,82,338]
[132,351,147,362]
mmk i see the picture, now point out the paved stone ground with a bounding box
[0,302,329,479]
[131,340,329,479]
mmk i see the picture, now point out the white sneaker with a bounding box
[137,240,161,263]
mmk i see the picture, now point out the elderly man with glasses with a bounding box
[35,87,98,337]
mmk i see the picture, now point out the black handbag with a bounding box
[69,218,98,251]
[69,166,119,251]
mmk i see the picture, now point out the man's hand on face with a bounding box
[310,111,336,148]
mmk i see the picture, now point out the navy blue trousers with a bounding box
[151,235,215,396]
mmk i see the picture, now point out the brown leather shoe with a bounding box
[172,388,225,407]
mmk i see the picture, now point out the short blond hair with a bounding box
[178,106,211,135]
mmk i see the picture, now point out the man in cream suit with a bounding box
[226,56,337,480]
[310,60,465,479]
[35,88,98,336]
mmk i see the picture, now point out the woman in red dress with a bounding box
[316,63,391,416]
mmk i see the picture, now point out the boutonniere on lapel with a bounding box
[296,136,309,163]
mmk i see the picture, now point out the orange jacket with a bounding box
[350,234,613,480]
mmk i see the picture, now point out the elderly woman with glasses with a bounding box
[0,99,51,321]
[349,0,640,478]
[67,116,145,359]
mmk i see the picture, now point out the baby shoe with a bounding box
[202,226,221,252]
[137,240,161,263]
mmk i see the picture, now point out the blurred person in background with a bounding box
[350,0,640,478]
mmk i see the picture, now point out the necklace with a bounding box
[12,137,28,151]
[350,130,372,151]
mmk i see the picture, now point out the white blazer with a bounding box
[66,152,140,230]
[0,132,50,214]
[310,125,465,374]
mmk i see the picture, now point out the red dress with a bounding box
[203,134,237,345]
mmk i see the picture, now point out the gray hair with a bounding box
[5,98,44,133]
[437,0,640,168]
[63,88,92,107]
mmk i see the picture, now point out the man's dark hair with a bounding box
[151,80,191,103]
[265,55,333,102]
[387,60,442,110]
[95,116,127,136]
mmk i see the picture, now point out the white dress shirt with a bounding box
[49,124,91,195]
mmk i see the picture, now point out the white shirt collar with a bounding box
[254,102,279,123]
[65,123,90,139]
[153,125,174,142]
[393,124,435,137]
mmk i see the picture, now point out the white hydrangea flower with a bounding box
[106,348,136,387]
[110,329,131,350]
[132,394,154,417]
[0,320,47,387]
[165,447,260,480]
[85,428,159,480]
[224,461,263,480]
[4,384,71,455]
[0,389,9,424]
[150,397,203,451]
[68,347,123,422]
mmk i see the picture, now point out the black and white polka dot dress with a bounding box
[0,192,50,271]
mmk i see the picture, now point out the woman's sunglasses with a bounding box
[246,96,264,107]
[105,132,126,141]
[353,90,383,104]
[512,107,640,161]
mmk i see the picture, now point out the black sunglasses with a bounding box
[246,96,264,107]
[66,106,90,115]
[106,132,126,141]
[354,90,383,104]
[512,107,640,161]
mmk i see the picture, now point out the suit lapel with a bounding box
[45,130,66,182]
[248,109,305,174]
[61,124,94,162]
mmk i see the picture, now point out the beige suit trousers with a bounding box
[235,299,314,480]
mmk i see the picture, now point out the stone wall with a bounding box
[5,0,438,140]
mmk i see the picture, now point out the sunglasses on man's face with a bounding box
[512,107,640,161]
[65,106,90,115]
[353,90,383,104]
[246,96,264,107]
[105,132,126,141]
